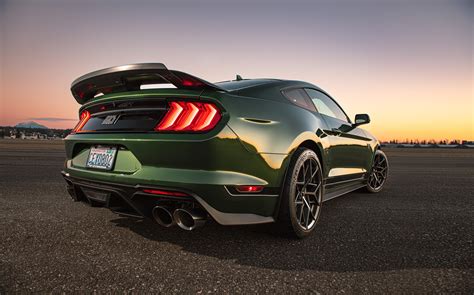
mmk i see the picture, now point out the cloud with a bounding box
[29,117,76,122]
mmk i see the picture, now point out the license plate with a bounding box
[86,146,117,170]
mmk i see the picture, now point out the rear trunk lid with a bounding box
[70,63,227,133]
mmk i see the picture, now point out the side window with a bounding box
[305,88,349,122]
[282,88,316,112]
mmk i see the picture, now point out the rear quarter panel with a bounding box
[211,91,332,178]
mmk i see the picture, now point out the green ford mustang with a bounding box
[62,63,388,238]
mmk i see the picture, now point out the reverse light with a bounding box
[143,189,189,197]
[73,110,91,133]
[155,101,221,132]
[235,185,264,193]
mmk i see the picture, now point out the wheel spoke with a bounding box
[378,177,383,187]
[295,188,301,198]
[370,174,377,187]
[298,202,304,222]
[302,167,319,189]
[308,199,318,206]
[303,162,309,182]
[313,182,321,193]
[309,205,317,219]
[302,195,311,209]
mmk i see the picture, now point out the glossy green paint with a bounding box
[65,125,280,216]
[64,82,379,219]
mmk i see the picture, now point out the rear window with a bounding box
[282,88,316,112]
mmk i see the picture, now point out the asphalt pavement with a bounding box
[0,140,472,293]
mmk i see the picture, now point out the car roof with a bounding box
[215,79,282,91]
[216,78,323,92]
[216,78,325,102]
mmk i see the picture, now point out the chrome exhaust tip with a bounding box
[152,206,175,227]
[173,208,206,231]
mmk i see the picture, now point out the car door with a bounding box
[304,88,372,180]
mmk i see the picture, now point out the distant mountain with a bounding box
[15,121,49,129]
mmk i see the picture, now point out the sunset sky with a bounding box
[0,0,472,141]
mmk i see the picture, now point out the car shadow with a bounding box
[109,193,470,272]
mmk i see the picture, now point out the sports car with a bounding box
[62,63,388,238]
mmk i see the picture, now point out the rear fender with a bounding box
[215,92,327,155]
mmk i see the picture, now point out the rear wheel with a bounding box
[277,148,323,239]
[366,149,389,193]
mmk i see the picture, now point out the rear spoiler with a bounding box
[71,63,227,104]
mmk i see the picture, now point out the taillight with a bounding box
[73,110,91,133]
[155,101,221,132]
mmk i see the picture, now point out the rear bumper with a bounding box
[61,170,277,225]
[63,126,288,225]
[62,125,289,223]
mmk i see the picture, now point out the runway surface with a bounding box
[0,140,472,293]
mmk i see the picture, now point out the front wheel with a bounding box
[366,149,389,193]
[277,148,323,239]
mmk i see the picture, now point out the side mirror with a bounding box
[354,114,370,126]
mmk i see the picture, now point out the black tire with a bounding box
[366,149,389,193]
[277,147,323,239]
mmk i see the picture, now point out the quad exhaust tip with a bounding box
[152,206,175,227]
[173,208,207,231]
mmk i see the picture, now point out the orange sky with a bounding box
[0,0,472,141]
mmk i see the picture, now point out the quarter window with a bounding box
[305,88,349,122]
[282,88,316,112]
